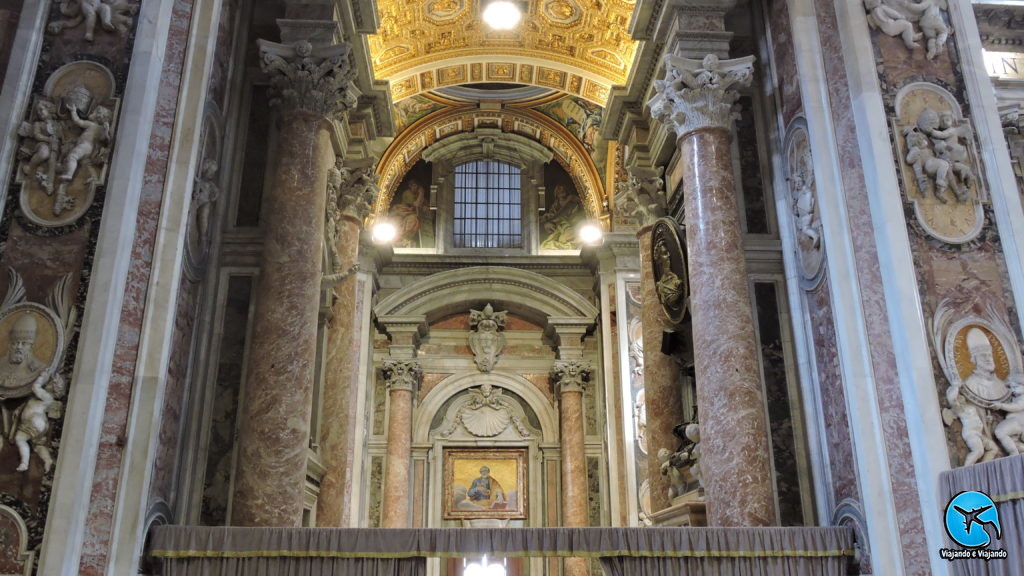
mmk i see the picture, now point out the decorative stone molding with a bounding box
[468,304,507,373]
[648,54,754,139]
[382,359,422,393]
[47,0,139,42]
[0,505,34,575]
[552,359,592,394]
[932,299,1024,465]
[16,62,120,227]
[863,0,949,60]
[892,83,985,244]
[0,270,76,473]
[257,40,362,119]
[614,165,666,229]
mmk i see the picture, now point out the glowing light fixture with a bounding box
[578,221,604,245]
[372,220,397,244]
[482,1,521,30]
[464,556,507,576]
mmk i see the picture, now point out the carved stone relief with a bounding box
[0,270,75,474]
[435,382,533,440]
[613,165,665,229]
[258,40,362,119]
[47,0,139,42]
[892,83,985,244]
[468,304,507,373]
[863,0,950,60]
[184,113,222,278]
[15,61,120,228]
[0,505,33,575]
[650,218,688,325]
[932,299,1024,465]
[322,162,377,288]
[784,121,824,284]
[382,359,422,392]
[552,359,591,393]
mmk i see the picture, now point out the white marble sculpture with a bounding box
[658,447,687,500]
[614,165,665,228]
[11,369,66,472]
[437,382,531,439]
[469,304,507,373]
[863,0,949,60]
[18,100,60,193]
[933,301,1024,466]
[47,0,139,41]
[193,158,220,251]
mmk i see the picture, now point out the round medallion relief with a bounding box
[650,217,688,325]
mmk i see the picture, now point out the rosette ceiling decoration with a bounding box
[368,0,641,215]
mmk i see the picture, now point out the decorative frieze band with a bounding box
[648,54,754,139]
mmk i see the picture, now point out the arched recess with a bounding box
[373,107,606,219]
[414,371,559,444]
[374,266,599,329]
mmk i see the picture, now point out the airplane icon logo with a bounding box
[945,491,1002,548]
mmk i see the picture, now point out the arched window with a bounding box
[453,160,522,249]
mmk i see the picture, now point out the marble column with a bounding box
[553,359,591,576]
[317,163,379,526]
[231,38,361,527]
[379,357,421,528]
[648,54,776,527]
[615,166,682,515]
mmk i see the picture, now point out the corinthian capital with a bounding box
[648,53,754,138]
[337,165,380,221]
[382,359,422,393]
[258,39,362,119]
[614,165,666,229]
[552,359,592,394]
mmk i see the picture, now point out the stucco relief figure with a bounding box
[469,304,507,373]
[904,128,958,204]
[923,109,975,197]
[863,0,949,60]
[0,315,47,393]
[11,369,66,472]
[933,302,1023,466]
[193,158,220,252]
[17,100,60,194]
[325,162,345,274]
[47,0,139,41]
[993,376,1024,456]
[653,240,683,310]
[633,389,648,455]
[658,447,686,500]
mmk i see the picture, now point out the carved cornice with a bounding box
[648,53,754,139]
[258,40,363,119]
[552,359,592,394]
[382,359,422,392]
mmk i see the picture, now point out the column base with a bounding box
[648,491,707,527]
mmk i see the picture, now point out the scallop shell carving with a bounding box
[460,405,511,437]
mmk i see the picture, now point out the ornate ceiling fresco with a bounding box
[373,105,607,218]
[368,0,639,106]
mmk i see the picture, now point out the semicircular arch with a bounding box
[374,107,605,219]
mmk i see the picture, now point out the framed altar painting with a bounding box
[443,448,527,520]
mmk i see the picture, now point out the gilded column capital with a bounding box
[614,164,667,229]
[648,53,754,139]
[257,39,362,119]
[382,359,422,393]
[552,359,592,395]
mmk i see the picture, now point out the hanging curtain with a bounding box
[160,557,425,576]
[939,454,1024,576]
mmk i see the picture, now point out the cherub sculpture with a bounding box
[18,100,60,193]
[11,369,66,473]
[47,0,139,42]
[994,376,1024,456]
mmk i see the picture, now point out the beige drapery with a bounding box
[939,454,1024,576]
[150,526,855,575]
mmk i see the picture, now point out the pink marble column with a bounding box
[317,165,378,526]
[649,54,776,527]
[231,39,360,527]
[554,360,591,576]
[637,226,684,514]
[380,358,421,528]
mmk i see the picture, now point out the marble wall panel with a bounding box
[814,0,928,570]
[0,0,22,83]
[78,2,194,574]
[368,456,383,527]
[737,97,769,235]
[767,0,802,128]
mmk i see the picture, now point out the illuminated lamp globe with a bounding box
[482,1,521,30]
[578,222,604,245]
[372,220,397,244]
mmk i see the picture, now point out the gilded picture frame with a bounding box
[442,448,527,520]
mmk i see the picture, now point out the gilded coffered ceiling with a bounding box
[368,0,640,105]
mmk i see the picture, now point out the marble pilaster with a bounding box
[231,36,360,527]
[379,358,421,528]
[317,162,378,526]
[553,359,591,576]
[649,54,776,527]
